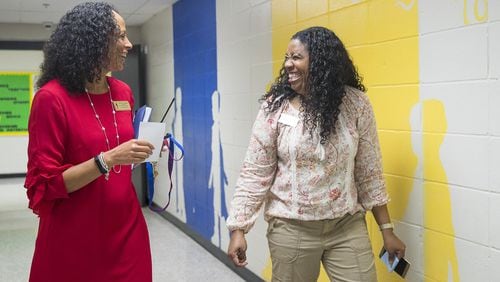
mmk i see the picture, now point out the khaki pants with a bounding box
[266,212,376,282]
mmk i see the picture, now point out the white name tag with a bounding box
[278,113,299,127]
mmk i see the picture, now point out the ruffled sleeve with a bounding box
[353,93,390,210]
[24,89,71,216]
[226,104,279,233]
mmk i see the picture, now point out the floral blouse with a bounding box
[226,87,389,233]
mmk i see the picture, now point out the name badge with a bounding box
[278,113,299,127]
[113,101,131,111]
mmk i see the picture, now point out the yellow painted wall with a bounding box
[268,0,461,281]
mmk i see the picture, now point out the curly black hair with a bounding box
[261,26,365,144]
[36,2,119,94]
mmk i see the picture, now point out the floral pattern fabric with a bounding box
[227,87,389,233]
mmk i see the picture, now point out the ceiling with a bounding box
[0,0,174,27]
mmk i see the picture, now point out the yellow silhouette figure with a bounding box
[423,100,460,282]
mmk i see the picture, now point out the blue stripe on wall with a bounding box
[173,0,217,240]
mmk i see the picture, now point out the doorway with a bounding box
[113,44,148,206]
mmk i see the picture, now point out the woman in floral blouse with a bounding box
[226,26,406,281]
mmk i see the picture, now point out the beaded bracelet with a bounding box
[94,152,110,180]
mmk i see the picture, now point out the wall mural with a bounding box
[165,0,487,280]
[172,0,229,245]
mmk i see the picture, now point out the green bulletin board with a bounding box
[0,73,32,135]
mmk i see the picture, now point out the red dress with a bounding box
[24,77,152,282]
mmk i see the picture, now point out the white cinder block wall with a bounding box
[419,1,497,281]
[215,0,273,275]
[139,7,177,214]
[490,7,500,278]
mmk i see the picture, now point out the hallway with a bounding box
[0,205,244,282]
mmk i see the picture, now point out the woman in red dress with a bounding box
[24,2,154,281]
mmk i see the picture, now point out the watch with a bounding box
[379,222,394,231]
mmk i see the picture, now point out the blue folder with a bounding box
[133,105,152,138]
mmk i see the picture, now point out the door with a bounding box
[113,44,148,206]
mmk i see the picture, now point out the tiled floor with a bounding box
[0,207,244,282]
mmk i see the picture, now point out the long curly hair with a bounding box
[261,26,365,144]
[36,2,119,94]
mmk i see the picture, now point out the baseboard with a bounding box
[0,173,26,179]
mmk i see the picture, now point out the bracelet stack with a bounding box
[94,152,110,180]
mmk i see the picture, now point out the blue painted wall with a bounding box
[173,0,217,240]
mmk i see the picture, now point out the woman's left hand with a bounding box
[381,229,406,263]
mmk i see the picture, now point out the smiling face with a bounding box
[107,11,132,72]
[284,38,309,96]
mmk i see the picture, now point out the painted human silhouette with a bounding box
[422,100,460,281]
[208,90,229,248]
[171,86,186,221]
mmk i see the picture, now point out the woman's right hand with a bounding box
[227,230,248,267]
[104,139,154,166]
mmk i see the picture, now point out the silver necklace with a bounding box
[85,85,122,174]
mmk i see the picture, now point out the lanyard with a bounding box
[146,133,184,212]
